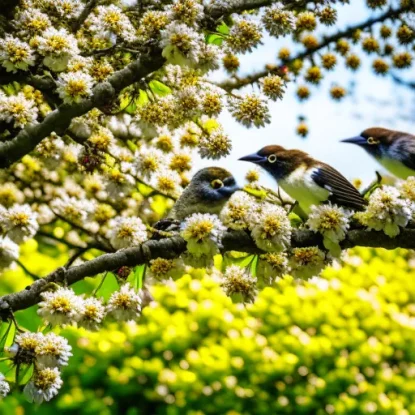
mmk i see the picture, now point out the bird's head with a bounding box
[239,145,310,179]
[341,127,397,158]
[187,167,240,202]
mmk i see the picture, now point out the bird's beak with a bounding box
[341,136,367,146]
[239,153,267,163]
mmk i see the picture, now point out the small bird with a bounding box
[342,127,415,179]
[239,145,366,215]
[170,167,240,220]
[152,167,239,236]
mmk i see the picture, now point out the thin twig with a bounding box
[72,0,98,32]
[217,5,409,91]
[16,260,39,280]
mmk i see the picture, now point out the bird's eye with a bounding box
[268,154,277,163]
[211,179,224,189]
[367,137,379,145]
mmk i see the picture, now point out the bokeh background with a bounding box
[1,1,415,414]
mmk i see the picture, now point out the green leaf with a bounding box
[126,140,138,152]
[16,363,34,385]
[217,21,230,35]
[129,265,146,291]
[94,272,119,301]
[119,92,133,109]
[243,185,267,200]
[149,80,171,97]
[288,212,303,227]
[5,322,16,349]
[135,89,149,107]
[250,255,259,277]
[0,321,16,352]
[205,33,224,46]
[222,253,255,270]
[125,101,137,115]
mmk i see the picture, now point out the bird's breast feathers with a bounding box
[377,157,415,179]
[278,164,330,213]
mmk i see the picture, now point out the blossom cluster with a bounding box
[356,185,415,237]
[38,283,143,328]
[0,204,38,268]
[1,331,71,403]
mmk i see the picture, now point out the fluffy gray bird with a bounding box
[342,127,415,179]
[169,167,240,220]
[152,167,239,235]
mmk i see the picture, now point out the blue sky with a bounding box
[198,1,415,188]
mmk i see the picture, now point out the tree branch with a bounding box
[217,5,408,91]
[0,53,164,169]
[391,73,415,89]
[72,0,98,33]
[2,228,415,315]
[207,0,308,19]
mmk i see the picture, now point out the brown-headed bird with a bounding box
[239,145,366,215]
[342,127,415,179]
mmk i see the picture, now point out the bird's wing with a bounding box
[311,163,367,210]
[392,137,415,171]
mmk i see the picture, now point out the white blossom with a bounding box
[198,129,232,160]
[78,297,106,331]
[24,367,63,404]
[221,265,257,303]
[257,252,289,286]
[181,213,226,257]
[37,27,79,71]
[134,147,166,179]
[166,0,204,25]
[289,246,326,280]
[106,283,142,321]
[107,217,148,250]
[248,204,291,252]
[88,5,137,42]
[38,287,85,326]
[0,93,38,128]
[0,36,35,72]
[0,236,19,269]
[54,0,83,19]
[398,176,415,202]
[106,113,132,139]
[57,72,94,104]
[8,332,45,365]
[228,94,271,128]
[104,170,135,201]
[0,374,10,399]
[51,196,95,223]
[14,9,51,37]
[357,186,412,237]
[307,204,352,254]
[2,204,38,243]
[262,4,296,37]
[35,333,72,368]
[160,22,203,65]
[152,168,182,198]
[220,191,257,230]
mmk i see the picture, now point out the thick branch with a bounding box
[218,5,408,91]
[0,54,164,169]
[2,228,415,314]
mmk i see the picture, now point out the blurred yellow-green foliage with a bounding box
[1,245,415,415]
